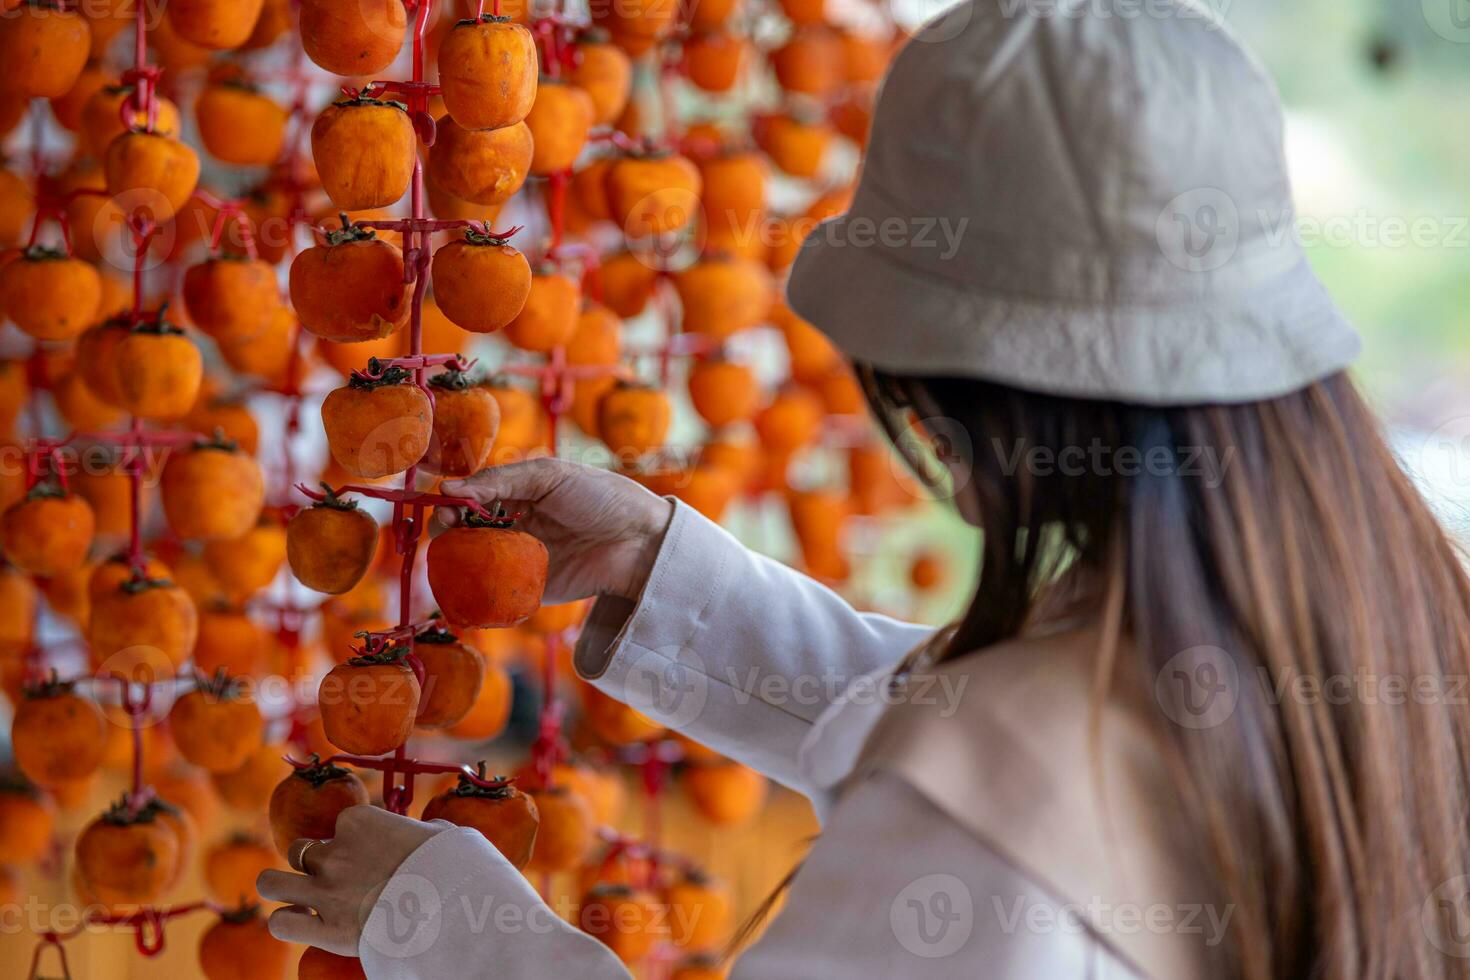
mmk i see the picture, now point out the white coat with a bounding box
[357,502,1222,978]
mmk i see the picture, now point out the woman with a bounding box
[260,1,1470,977]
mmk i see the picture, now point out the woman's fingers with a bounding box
[266,905,339,949]
[257,869,325,909]
[441,458,570,507]
[286,836,333,875]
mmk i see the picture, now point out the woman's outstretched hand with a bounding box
[436,458,675,604]
[258,805,442,956]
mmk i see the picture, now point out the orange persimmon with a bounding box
[755,386,825,454]
[683,30,747,92]
[88,576,199,676]
[75,797,181,904]
[74,316,131,407]
[160,435,265,541]
[670,875,732,952]
[439,15,538,130]
[202,518,288,595]
[580,885,667,963]
[771,26,842,98]
[299,948,368,980]
[104,130,200,223]
[421,769,539,869]
[605,153,702,238]
[755,112,832,179]
[183,254,280,343]
[166,0,264,48]
[1,483,94,576]
[170,674,265,773]
[683,761,767,825]
[211,741,289,811]
[525,79,595,176]
[688,357,759,428]
[591,0,678,56]
[581,682,664,744]
[674,254,771,340]
[431,229,532,333]
[193,607,269,677]
[525,784,595,873]
[12,675,107,786]
[0,565,39,653]
[598,382,672,458]
[569,30,632,125]
[196,80,290,166]
[204,835,278,905]
[287,485,379,594]
[0,1,90,99]
[699,149,766,243]
[0,247,100,341]
[423,369,501,477]
[505,268,580,352]
[300,0,406,75]
[113,317,204,421]
[444,660,513,740]
[597,250,658,318]
[0,785,55,863]
[318,647,422,756]
[267,755,370,856]
[291,222,410,342]
[312,97,416,210]
[198,907,292,980]
[320,363,433,478]
[483,378,547,464]
[412,624,486,729]
[426,513,548,628]
[427,117,533,206]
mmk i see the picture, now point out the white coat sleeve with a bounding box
[572,500,935,795]
[358,825,631,980]
[731,771,1143,980]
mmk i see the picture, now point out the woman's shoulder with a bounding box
[854,628,1224,980]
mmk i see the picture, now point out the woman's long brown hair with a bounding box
[853,365,1470,978]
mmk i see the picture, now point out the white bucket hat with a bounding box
[786,0,1361,406]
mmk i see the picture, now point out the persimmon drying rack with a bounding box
[8,0,707,971]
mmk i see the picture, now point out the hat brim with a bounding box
[786,213,1361,407]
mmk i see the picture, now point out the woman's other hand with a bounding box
[436,458,674,604]
[257,805,442,956]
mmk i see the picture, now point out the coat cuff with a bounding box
[572,499,726,682]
